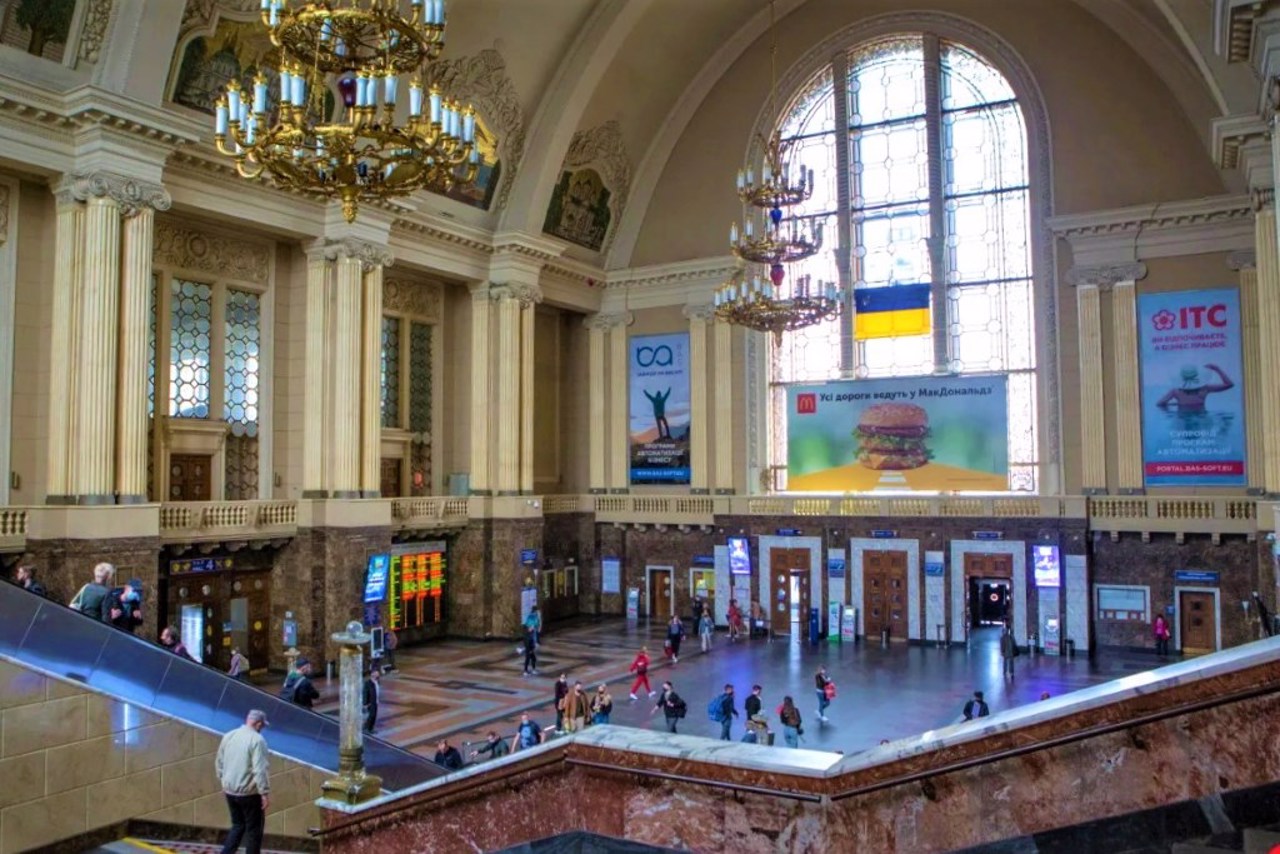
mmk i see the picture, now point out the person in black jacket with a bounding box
[105,578,144,634]
[433,739,463,770]
[963,690,990,721]
[15,565,46,597]
[469,731,510,762]
[744,684,763,720]
[362,667,380,733]
[283,660,321,709]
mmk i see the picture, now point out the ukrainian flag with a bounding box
[853,284,932,340]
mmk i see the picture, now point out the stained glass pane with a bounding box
[852,120,929,208]
[941,41,1015,111]
[848,36,926,127]
[781,67,835,139]
[381,316,401,428]
[787,130,839,219]
[856,333,932,379]
[409,321,432,434]
[168,278,212,419]
[943,104,1027,194]
[854,205,931,287]
[224,290,261,437]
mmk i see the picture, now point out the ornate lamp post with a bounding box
[321,621,382,805]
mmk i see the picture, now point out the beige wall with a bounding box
[559,311,590,494]
[533,306,562,492]
[442,283,473,492]
[0,656,321,854]
[10,181,53,505]
[274,244,306,499]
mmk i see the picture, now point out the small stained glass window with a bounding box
[169,278,213,419]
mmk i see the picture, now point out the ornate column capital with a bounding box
[489,282,543,307]
[316,237,394,272]
[583,311,633,331]
[1228,249,1258,271]
[1064,262,1148,289]
[682,303,716,322]
[54,171,171,217]
[1252,188,1275,212]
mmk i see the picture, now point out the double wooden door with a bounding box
[770,548,810,639]
[1179,591,1216,653]
[864,550,908,642]
[169,454,212,501]
[648,568,673,619]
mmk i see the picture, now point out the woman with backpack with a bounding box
[778,696,803,748]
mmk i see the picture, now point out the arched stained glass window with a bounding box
[769,33,1038,493]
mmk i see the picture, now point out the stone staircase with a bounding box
[1173,826,1280,854]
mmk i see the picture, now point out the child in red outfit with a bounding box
[628,647,654,700]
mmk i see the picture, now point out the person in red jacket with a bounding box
[628,646,655,700]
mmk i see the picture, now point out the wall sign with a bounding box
[870,529,898,539]
[776,528,802,536]
[520,548,539,565]
[601,558,621,595]
[1174,569,1220,584]
[973,531,1004,540]
[826,557,846,578]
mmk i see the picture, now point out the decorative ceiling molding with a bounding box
[559,120,631,256]
[180,0,260,39]
[1049,195,1255,266]
[1214,0,1276,64]
[427,48,525,212]
[602,255,737,311]
[78,0,116,65]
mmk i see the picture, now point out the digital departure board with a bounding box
[386,542,447,630]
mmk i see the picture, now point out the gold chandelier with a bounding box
[214,0,478,223]
[716,0,841,337]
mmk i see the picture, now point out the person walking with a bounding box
[778,696,803,748]
[160,626,195,661]
[470,731,510,762]
[628,647,654,700]
[521,625,539,676]
[524,606,543,648]
[563,681,590,733]
[433,739,463,770]
[362,667,381,734]
[963,691,990,721]
[281,659,320,709]
[698,610,715,654]
[727,599,743,643]
[14,565,46,597]
[814,665,833,723]
[715,684,738,741]
[1153,612,1171,657]
[591,684,614,725]
[513,711,543,752]
[382,628,398,672]
[228,648,248,681]
[691,596,705,628]
[666,615,685,663]
[553,673,570,732]
[650,681,685,733]
[745,684,763,720]
[215,709,270,854]
[1000,625,1017,678]
[69,562,115,621]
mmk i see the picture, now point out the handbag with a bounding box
[823,681,836,700]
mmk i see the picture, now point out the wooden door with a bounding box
[380,458,402,497]
[169,454,211,501]
[963,553,1013,629]
[770,548,809,636]
[864,550,908,642]
[649,568,672,619]
[1179,591,1216,653]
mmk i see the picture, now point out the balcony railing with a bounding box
[1089,496,1261,535]
[390,496,470,530]
[159,500,298,543]
[0,507,28,552]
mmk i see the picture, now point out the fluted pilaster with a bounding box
[1111,279,1143,492]
[492,288,522,494]
[684,304,713,494]
[1072,279,1106,493]
[608,316,630,492]
[302,248,332,497]
[331,255,364,496]
[116,206,155,502]
[468,285,492,494]
[360,263,385,497]
[1231,249,1263,493]
[46,192,83,503]
[585,319,607,492]
[712,320,734,494]
[71,195,121,502]
[1256,202,1280,493]
[519,300,535,495]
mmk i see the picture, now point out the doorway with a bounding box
[863,550,908,642]
[647,566,673,620]
[1177,589,1218,654]
[769,547,810,640]
[969,579,1011,627]
[690,569,715,621]
[168,454,212,501]
[787,571,811,640]
[380,458,402,497]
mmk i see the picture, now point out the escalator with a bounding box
[0,579,444,792]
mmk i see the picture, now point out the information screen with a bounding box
[728,537,751,576]
[1032,545,1061,588]
[388,542,447,630]
[363,554,389,604]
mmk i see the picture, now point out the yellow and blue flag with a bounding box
[853,284,932,340]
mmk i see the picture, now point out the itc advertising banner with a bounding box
[1138,288,1245,486]
[785,375,1008,491]
[629,333,691,484]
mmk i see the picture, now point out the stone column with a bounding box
[1256,196,1280,495]
[469,284,492,495]
[712,319,735,494]
[684,304,714,494]
[1232,248,1263,493]
[46,186,84,503]
[1067,269,1108,494]
[490,285,527,495]
[584,315,608,493]
[1109,266,1147,493]
[360,263,385,497]
[117,198,168,503]
[331,254,364,497]
[302,247,332,497]
[608,315,631,493]
[519,297,536,495]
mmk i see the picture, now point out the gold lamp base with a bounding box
[321,771,384,806]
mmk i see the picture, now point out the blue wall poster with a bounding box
[1138,288,1245,486]
[629,333,691,484]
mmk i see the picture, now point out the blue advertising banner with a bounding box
[629,333,691,484]
[785,375,1008,492]
[1138,289,1245,486]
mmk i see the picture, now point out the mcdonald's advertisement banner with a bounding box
[785,375,1008,491]
[629,333,691,485]
[1138,288,1246,486]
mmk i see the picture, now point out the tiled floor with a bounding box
[312,618,1173,763]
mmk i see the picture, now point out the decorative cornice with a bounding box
[1211,113,1268,171]
[488,282,543,307]
[1049,195,1255,267]
[393,217,494,255]
[605,256,739,291]
[154,217,271,285]
[78,0,116,64]
[583,311,633,331]
[180,0,259,37]
[1253,187,1275,210]
[57,171,172,216]
[1228,249,1258,271]
[0,185,11,245]
[682,303,716,323]
[318,237,395,271]
[1049,196,1254,239]
[1064,263,1148,288]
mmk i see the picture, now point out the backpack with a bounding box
[670,694,688,718]
[279,673,301,701]
[707,693,728,722]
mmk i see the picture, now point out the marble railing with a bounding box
[317,637,1280,853]
[1089,496,1262,536]
[158,500,298,543]
[0,506,28,552]
[390,496,470,530]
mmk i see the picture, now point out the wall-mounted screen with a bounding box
[727,537,751,576]
[1032,545,1061,588]
[388,541,447,630]
[364,554,390,604]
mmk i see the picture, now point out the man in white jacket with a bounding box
[215,709,271,854]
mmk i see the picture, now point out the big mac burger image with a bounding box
[853,402,931,470]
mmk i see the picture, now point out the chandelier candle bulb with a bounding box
[429,88,442,124]
[463,109,475,142]
[291,74,305,109]
[253,76,268,114]
[227,85,241,120]
[215,101,228,136]
[384,74,397,106]
[408,80,423,116]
